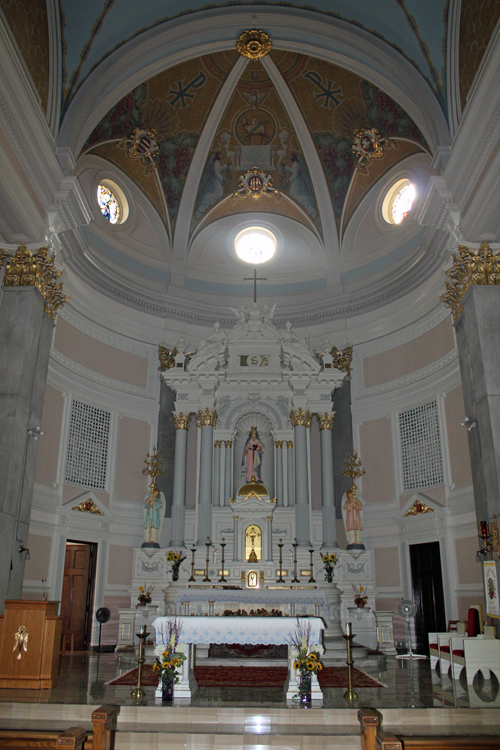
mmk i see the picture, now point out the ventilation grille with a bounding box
[65,400,110,489]
[399,400,444,491]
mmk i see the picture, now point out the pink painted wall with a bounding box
[54,317,149,387]
[455,536,483,585]
[23,533,52,581]
[445,385,472,487]
[107,545,134,585]
[375,597,404,644]
[102,594,130,645]
[310,418,322,510]
[185,418,197,510]
[35,384,63,485]
[359,417,394,503]
[374,546,400,587]
[363,318,455,388]
[114,416,151,502]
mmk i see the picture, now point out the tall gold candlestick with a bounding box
[291,537,299,583]
[276,538,285,582]
[132,625,149,700]
[219,538,227,582]
[188,547,196,582]
[203,537,211,582]
[308,548,316,583]
[343,623,357,703]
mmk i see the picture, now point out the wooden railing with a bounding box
[358,708,500,750]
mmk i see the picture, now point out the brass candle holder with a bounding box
[203,537,211,582]
[276,538,285,582]
[131,624,149,700]
[188,547,197,582]
[308,548,316,583]
[343,622,357,702]
[291,537,299,583]
[219,537,227,582]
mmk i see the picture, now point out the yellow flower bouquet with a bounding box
[288,619,324,703]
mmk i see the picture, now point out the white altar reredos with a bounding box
[117,303,380,659]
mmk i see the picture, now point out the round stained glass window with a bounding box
[382,179,416,225]
[97,184,120,224]
[234,227,277,264]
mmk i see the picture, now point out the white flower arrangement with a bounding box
[312,644,324,655]
[154,644,166,657]
[176,642,187,654]
[291,646,299,657]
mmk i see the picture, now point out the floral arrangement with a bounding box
[288,618,324,702]
[352,584,368,607]
[137,584,154,605]
[153,617,186,700]
[322,553,339,583]
[166,550,186,581]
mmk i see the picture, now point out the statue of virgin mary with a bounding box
[241,426,265,483]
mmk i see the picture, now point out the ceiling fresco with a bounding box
[459,0,500,112]
[59,0,449,113]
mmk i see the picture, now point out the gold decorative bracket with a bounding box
[331,345,353,376]
[404,499,435,517]
[72,498,104,516]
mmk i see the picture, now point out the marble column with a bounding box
[224,439,232,506]
[169,412,191,547]
[290,409,312,546]
[213,440,222,507]
[286,440,294,506]
[232,514,239,561]
[0,285,57,608]
[196,408,218,544]
[317,412,337,548]
[275,441,284,506]
[266,514,273,562]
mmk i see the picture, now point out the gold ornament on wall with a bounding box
[404,499,435,517]
[0,244,68,322]
[119,127,159,174]
[72,498,104,515]
[236,29,272,59]
[234,167,279,200]
[331,345,353,376]
[196,407,218,428]
[158,345,178,371]
[289,408,312,429]
[317,412,335,430]
[172,412,191,430]
[352,128,395,171]
[441,242,500,320]
[12,626,28,660]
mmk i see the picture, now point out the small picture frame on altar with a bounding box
[247,570,258,588]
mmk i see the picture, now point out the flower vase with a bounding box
[172,568,179,582]
[355,598,366,608]
[161,677,174,701]
[299,673,312,703]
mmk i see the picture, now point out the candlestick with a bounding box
[291,537,299,583]
[188,547,196,582]
[203,537,211,582]
[343,623,357,703]
[219,537,227,582]
[308,548,316,583]
[132,625,149,700]
[276,538,285,582]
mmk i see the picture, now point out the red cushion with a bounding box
[430,643,438,650]
[440,645,450,653]
[452,649,464,657]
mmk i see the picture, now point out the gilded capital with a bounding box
[331,345,353,377]
[317,412,335,430]
[173,411,191,430]
[289,408,312,429]
[0,243,68,322]
[441,242,500,320]
[233,514,239,521]
[214,440,222,448]
[196,407,218,428]
[286,440,293,448]
[275,440,283,448]
[224,440,233,448]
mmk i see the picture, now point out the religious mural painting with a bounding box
[273,53,428,234]
[459,0,500,112]
[192,53,321,235]
[81,52,238,233]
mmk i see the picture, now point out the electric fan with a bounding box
[396,599,427,660]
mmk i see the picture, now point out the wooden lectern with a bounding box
[0,600,63,689]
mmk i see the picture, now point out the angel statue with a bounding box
[13,625,28,660]
[143,483,166,547]
[280,152,317,218]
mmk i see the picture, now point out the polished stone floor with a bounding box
[0,652,498,711]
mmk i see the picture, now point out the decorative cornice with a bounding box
[173,412,191,430]
[289,408,312,429]
[317,412,335,430]
[49,348,152,397]
[275,440,283,448]
[441,242,500,320]
[196,407,218,428]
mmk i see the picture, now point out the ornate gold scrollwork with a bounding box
[317,412,335,430]
[342,448,365,492]
[142,447,165,483]
[331,345,353,377]
[172,412,191,430]
[236,29,272,59]
[196,407,218,428]
[158,345,178,371]
[404,499,435,517]
[289,408,312,429]
[0,244,68,322]
[71,498,104,515]
[441,242,500,320]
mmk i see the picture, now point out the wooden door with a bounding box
[60,543,95,651]
[409,541,446,654]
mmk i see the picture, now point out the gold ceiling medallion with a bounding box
[404,499,435,517]
[352,128,394,171]
[331,345,353,377]
[236,29,272,59]
[441,242,500,320]
[0,244,68,322]
[13,626,28,660]
[119,127,159,174]
[158,345,178,371]
[234,166,279,200]
[72,498,104,515]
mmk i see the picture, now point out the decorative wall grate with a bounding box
[65,400,110,489]
[399,400,444,491]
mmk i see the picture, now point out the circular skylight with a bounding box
[382,179,416,225]
[235,227,277,264]
[97,184,120,224]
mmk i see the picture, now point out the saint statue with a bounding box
[241,426,265,483]
[142,482,166,548]
[341,487,365,549]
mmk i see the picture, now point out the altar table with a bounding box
[175,587,327,612]
[152,615,325,700]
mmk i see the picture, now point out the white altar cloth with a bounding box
[152,615,324,646]
[175,588,327,608]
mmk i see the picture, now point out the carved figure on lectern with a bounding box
[242,426,265,483]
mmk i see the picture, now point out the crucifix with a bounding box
[244,268,267,304]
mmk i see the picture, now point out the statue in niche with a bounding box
[241,426,265,483]
[142,483,166,547]
[341,487,365,549]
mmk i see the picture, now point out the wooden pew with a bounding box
[90,706,116,750]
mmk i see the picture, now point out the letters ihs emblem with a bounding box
[240,355,269,367]
[234,167,279,200]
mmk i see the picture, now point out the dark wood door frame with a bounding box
[409,541,446,654]
[60,541,97,650]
